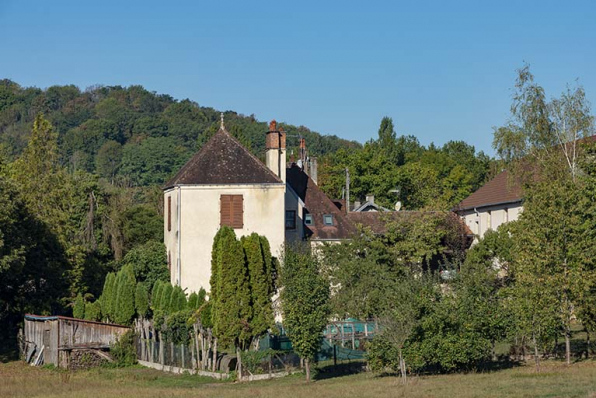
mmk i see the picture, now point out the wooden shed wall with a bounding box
[58,318,128,349]
[24,319,59,366]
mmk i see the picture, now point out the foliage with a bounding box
[109,330,137,367]
[72,293,85,319]
[280,244,330,381]
[163,309,193,345]
[114,266,136,325]
[134,283,149,318]
[84,300,102,321]
[122,240,168,293]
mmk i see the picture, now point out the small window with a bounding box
[304,214,313,226]
[323,214,333,226]
[285,210,296,230]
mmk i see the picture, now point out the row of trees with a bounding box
[318,117,493,211]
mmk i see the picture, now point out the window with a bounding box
[285,210,296,230]
[220,195,244,228]
[304,213,313,226]
[323,214,333,226]
[167,196,172,232]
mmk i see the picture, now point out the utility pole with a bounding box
[346,167,350,213]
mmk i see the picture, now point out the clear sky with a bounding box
[1,0,594,155]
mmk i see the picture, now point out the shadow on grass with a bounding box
[314,361,368,380]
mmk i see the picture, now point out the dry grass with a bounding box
[2,360,596,398]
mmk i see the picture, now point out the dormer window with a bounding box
[304,213,313,226]
[323,214,333,226]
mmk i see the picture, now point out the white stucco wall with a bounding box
[164,183,285,294]
[461,202,523,242]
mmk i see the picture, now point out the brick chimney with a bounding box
[265,120,286,182]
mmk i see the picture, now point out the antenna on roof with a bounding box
[220,112,225,130]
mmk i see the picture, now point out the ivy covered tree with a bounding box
[280,244,330,382]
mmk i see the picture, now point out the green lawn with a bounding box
[2,359,596,398]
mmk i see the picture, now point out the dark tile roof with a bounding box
[164,128,282,189]
[286,165,356,240]
[456,170,523,211]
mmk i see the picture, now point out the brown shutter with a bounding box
[221,194,243,228]
[167,196,172,232]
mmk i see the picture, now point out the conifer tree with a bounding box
[115,267,136,325]
[188,292,199,311]
[242,233,275,345]
[160,283,173,313]
[72,293,85,319]
[212,227,251,347]
[100,272,116,321]
[151,280,163,311]
[84,301,101,321]
[135,282,149,318]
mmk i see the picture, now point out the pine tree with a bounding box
[188,292,199,311]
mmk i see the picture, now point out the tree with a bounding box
[280,244,330,382]
[72,293,85,319]
[115,267,137,325]
[493,65,595,183]
[95,140,122,183]
[242,233,275,347]
[100,272,117,322]
[135,282,149,319]
[122,240,168,293]
[160,283,173,313]
[151,280,164,311]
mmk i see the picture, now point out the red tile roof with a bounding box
[457,170,523,211]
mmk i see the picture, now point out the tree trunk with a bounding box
[305,358,311,382]
[236,347,242,380]
[398,350,407,385]
[212,338,218,372]
[491,339,497,361]
[565,327,571,365]
[533,334,540,373]
[586,329,590,359]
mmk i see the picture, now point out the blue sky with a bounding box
[1,1,595,155]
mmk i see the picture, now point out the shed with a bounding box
[23,314,129,368]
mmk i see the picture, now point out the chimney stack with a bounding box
[265,120,286,182]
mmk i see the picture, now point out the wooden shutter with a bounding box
[167,196,172,232]
[220,195,243,228]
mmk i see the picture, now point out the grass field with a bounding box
[2,359,596,398]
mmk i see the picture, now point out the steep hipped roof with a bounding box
[286,165,356,240]
[457,170,523,211]
[164,128,282,189]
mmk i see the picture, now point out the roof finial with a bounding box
[220,112,225,130]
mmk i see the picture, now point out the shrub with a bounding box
[110,330,137,367]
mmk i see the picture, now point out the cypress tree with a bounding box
[151,280,163,311]
[209,228,224,335]
[242,234,275,342]
[72,293,85,319]
[84,301,101,321]
[259,236,277,296]
[101,272,116,321]
[161,283,173,314]
[188,292,199,311]
[115,267,136,325]
[135,282,149,318]
[214,227,251,347]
